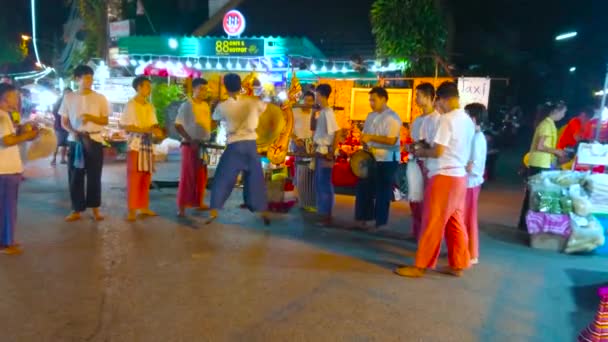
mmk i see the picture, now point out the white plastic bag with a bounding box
[407,160,424,202]
[572,195,593,217]
[565,214,605,254]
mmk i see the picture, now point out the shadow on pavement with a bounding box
[567,268,608,337]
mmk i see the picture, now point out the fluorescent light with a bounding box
[168,38,178,49]
[594,90,606,96]
[569,66,576,73]
[555,31,577,41]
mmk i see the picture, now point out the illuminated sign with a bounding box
[213,39,263,57]
[223,10,246,36]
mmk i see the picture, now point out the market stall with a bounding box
[524,169,608,255]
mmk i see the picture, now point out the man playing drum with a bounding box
[355,87,402,230]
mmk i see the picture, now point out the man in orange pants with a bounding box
[120,76,162,221]
[395,81,475,278]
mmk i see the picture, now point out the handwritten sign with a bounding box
[458,77,491,108]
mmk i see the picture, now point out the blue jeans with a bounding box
[314,157,334,216]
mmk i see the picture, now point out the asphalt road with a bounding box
[0,159,605,341]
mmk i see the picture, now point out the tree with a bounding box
[370,0,448,75]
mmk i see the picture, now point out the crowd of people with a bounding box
[0,65,490,280]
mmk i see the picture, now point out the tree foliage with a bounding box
[370,0,448,75]
[151,83,184,127]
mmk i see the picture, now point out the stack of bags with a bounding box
[584,174,608,214]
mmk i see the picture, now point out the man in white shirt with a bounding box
[312,84,340,226]
[408,82,437,240]
[59,65,110,222]
[396,81,475,278]
[463,103,488,265]
[175,78,213,217]
[355,87,402,229]
[291,91,316,211]
[119,76,162,221]
[0,84,39,255]
[207,73,270,225]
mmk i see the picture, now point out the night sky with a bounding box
[3,0,608,116]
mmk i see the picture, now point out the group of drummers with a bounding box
[291,81,488,278]
[1,64,487,280]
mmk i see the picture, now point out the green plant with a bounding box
[371,0,447,75]
[151,83,183,127]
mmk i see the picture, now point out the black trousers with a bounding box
[354,161,398,227]
[518,166,548,230]
[68,140,104,212]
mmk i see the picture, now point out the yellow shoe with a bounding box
[0,245,23,255]
[205,209,218,225]
[140,209,158,217]
[126,211,137,222]
[65,212,81,222]
[394,266,426,278]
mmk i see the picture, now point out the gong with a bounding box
[349,149,376,179]
[256,103,285,151]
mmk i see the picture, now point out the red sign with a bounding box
[222,10,246,36]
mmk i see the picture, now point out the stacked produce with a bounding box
[526,170,607,254]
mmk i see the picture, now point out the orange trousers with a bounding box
[415,174,470,270]
[126,151,152,211]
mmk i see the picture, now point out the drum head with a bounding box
[256,103,285,150]
[350,149,375,179]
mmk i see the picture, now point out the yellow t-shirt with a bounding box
[528,117,557,168]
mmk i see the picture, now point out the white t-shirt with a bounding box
[292,108,313,140]
[212,96,267,145]
[468,130,488,188]
[363,107,402,162]
[176,100,212,142]
[427,109,475,178]
[420,111,441,143]
[59,91,110,143]
[0,110,23,174]
[410,114,425,142]
[313,107,340,154]
[119,99,158,151]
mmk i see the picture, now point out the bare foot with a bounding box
[177,208,186,218]
[65,212,82,222]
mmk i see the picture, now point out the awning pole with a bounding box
[596,62,608,141]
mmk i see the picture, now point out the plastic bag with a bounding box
[560,196,573,215]
[407,160,423,202]
[535,191,561,214]
[565,215,605,254]
[26,127,56,161]
[572,195,593,217]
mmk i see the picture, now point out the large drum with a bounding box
[349,149,376,179]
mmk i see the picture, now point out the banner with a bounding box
[458,77,491,108]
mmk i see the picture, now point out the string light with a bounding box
[194,60,202,69]
[216,60,222,69]
[186,60,193,68]
[206,59,212,69]
[331,65,337,73]
[310,63,317,71]
[341,64,348,73]
[130,59,137,66]
[321,64,327,72]
[226,60,233,69]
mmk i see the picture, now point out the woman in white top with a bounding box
[119,76,163,221]
[464,103,488,265]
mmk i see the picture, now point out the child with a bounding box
[464,103,488,265]
[0,83,39,255]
